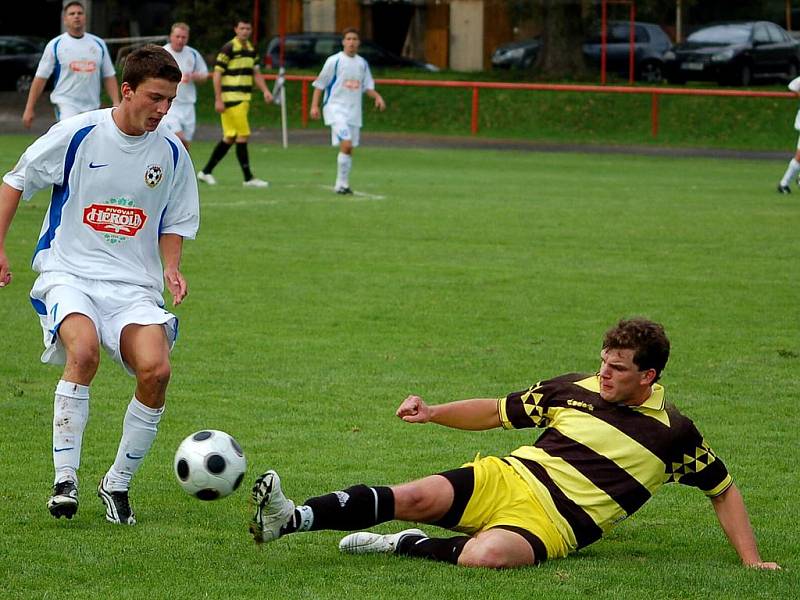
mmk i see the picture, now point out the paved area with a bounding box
[0,92,785,161]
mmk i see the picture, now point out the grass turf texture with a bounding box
[0,136,797,598]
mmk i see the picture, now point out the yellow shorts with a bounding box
[220,102,251,138]
[453,455,569,561]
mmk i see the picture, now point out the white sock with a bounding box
[53,380,90,485]
[104,397,163,492]
[336,152,352,189]
[780,158,800,187]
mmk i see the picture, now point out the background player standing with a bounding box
[777,74,800,193]
[161,22,209,151]
[310,28,386,195]
[22,1,119,128]
[0,45,199,526]
[197,18,272,188]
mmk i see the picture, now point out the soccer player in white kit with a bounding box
[160,22,209,150]
[310,28,386,194]
[777,75,800,193]
[0,45,199,526]
[22,1,119,128]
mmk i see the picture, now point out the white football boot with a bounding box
[339,528,428,554]
[249,470,295,544]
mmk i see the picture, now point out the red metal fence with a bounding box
[262,73,796,138]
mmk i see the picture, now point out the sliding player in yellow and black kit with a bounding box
[248,318,780,570]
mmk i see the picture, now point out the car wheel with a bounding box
[639,61,663,84]
[16,73,33,94]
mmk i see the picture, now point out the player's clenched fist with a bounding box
[396,395,432,423]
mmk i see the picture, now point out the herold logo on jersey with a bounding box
[83,204,147,236]
[144,164,163,188]
[69,60,97,73]
[344,79,361,90]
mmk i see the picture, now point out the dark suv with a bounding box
[264,33,438,71]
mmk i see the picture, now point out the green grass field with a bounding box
[0,136,797,599]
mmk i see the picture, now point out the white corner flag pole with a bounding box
[273,67,288,149]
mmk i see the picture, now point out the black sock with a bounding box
[236,143,254,181]
[396,535,470,565]
[202,141,232,174]
[285,484,394,533]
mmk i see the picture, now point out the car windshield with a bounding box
[687,25,751,44]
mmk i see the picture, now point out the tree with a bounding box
[533,0,589,79]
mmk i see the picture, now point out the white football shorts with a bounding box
[30,272,178,376]
[330,122,360,147]
[161,102,197,140]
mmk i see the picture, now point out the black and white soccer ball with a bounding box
[174,430,246,501]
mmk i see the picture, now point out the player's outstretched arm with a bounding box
[0,183,22,288]
[104,76,121,106]
[710,484,780,570]
[397,395,501,430]
[160,233,187,305]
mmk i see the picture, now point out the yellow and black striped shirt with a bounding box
[215,37,259,107]
[499,373,732,552]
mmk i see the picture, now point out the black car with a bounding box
[265,33,438,71]
[663,21,800,86]
[0,35,46,93]
[491,21,672,83]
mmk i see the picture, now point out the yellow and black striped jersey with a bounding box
[214,37,259,107]
[499,372,732,552]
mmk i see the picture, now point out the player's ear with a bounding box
[121,82,134,101]
[640,368,657,386]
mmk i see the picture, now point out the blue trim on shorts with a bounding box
[30,296,47,316]
[32,124,96,263]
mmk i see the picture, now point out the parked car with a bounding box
[491,21,672,83]
[0,35,46,93]
[663,21,800,86]
[265,33,439,71]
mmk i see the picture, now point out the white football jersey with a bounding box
[35,33,116,113]
[163,43,208,105]
[3,109,200,293]
[313,52,375,127]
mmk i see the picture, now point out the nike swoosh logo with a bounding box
[89,162,109,169]
[53,447,74,453]
[125,453,144,460]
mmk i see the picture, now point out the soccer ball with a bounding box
[174,430,247,501]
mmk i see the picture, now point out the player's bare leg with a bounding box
[778,148,800,193]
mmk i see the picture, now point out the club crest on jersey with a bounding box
[83,203,147,236]
[144,164,163,188]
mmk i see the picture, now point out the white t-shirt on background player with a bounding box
[313,51,375,129]
[35,32,116,119]
[161,43,208,139]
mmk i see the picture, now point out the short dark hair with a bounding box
[64,1,84,13]
[342,27,360,38]
[603,318,670,382]
[235,17,251,27]
[122,45,181,90]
